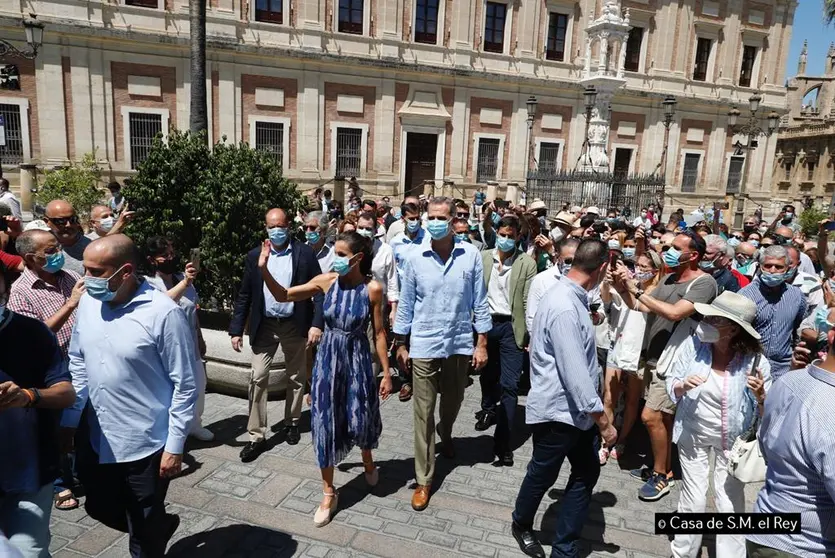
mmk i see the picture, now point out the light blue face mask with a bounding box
[760,271,786,287]
[622,247,636,259]
[608,240,621,250]
[455,233,469,243]
[42,251,65,273]
[332,255,353,276]
[814,305,834,335]
[491,212,501,226]
[268,226,289,246]
[394,209,402,220]
[406,219,421,233]
[728,237,741,248]
[426,219,450,240]
[496,235,516,253]
[664,247,683,268]
[305,231,321,245]
[84,265,127,302]
[357,228,374,239]
[749,240,760,248]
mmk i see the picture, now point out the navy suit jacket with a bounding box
[229,240,324,344]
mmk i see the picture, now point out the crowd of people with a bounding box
[0,178,833,558]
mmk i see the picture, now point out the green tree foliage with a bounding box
[799,204,829,238]
[35,153,104,222]
[123,130,303,309]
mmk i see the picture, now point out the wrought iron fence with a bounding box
[476,138,500,183]
[335,127,362,177]
[0,103,23,165]
[255,121,284,168]
[128,112,162,170]
[525,169,666,217]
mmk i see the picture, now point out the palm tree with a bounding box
[826,0,835,23]
[189,0,208,141]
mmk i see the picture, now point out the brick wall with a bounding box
[241,74,298,169]
[467,97,513,181]
[323,82,376,176]
[111,61,177,164]
[0,57,40,162]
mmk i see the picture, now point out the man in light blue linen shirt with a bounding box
[510,239,617,558]
[394,196,491,512]
[61,234,197,557]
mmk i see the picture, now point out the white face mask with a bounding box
[695,322,720,344]
[550,228,565,243]
[98,216,115,232]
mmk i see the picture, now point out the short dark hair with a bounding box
[363,199,377,210]
[324,189,332,197]
[337,231,373,277]
[682,229,707,259]
[358,211,376,225]
[579,214,596,229]
[107,181,121,192]
[401,202,419,217]
[573,239,609,272]
[557,237,580,252]
[0,178,8,191]
[497,215,520,234]
[783,204,795,212]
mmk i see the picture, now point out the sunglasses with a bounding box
[45,215,79,227]
[562,258,574,265]
[456,212,470,219]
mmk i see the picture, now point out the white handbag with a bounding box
[728,414,767,483]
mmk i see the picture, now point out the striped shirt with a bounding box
[748,363,835,557]
[739,278,806,380]
[526,275,603,430]
[7,268,82,356]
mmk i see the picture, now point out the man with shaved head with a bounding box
[45,200,90,275]
[230,208,324,462]
[61,234,198,555]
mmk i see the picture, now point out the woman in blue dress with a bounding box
[259,231,393,527]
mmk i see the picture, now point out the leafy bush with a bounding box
[123,130,303,310]
[35,152,104,221]
[799,204,829,238]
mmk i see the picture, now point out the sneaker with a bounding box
[638,471,671,501]
[599,447,610,465]
[189,426,215,442]
[630,467,675,487]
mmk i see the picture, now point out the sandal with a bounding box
[54,489,79,511]
[398,383,413,402]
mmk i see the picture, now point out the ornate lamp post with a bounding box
[525,95,538,175]
[727,92,779,228]
[657,95,677,176]
[580,85,597,168]
[0,16,45,59]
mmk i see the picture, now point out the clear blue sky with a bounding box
[786,1,833,80]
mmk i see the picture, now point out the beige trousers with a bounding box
[412,355,470,485]
[248,318,308,442]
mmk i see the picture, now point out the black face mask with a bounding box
[743,225,755,234]
[156,258,179,275]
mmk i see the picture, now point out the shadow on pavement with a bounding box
[167,524,298,557]
[540,489,621,557]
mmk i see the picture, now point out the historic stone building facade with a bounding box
[773,41,835,212]
[0,0,795,213]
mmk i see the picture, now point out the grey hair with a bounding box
[304,210,328,233]
[428,196,456,218]
[704,234,727,255]
[758,244,792,267]
[16,229,55,258]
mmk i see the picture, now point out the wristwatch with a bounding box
[635,288,645,299]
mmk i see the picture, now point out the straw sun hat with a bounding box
[693,291,761,340]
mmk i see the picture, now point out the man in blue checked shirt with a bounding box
[61,235,198,557]
[394,196,491,513]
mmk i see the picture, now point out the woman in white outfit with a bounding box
[599,250,661,463]
[665,291,770,558]
[144,236,214,441]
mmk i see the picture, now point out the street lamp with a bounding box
[726,92,780,227]
[0,16,45,60]
[525,95,537,175]
[658,95,677,176]
[581,86,597,169]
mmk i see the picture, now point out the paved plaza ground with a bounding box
[48,384,759,558]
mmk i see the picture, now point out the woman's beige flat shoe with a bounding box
[313,491,338,527]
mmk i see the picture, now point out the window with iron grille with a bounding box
[807,161,816,181]
[538,142,560,173]
[128,112,162,170]
[335,128,362,178]
[476,138,500,183]
[255,121,284,168]
[726,156,744,193]
[784,161,793,180]
[693,37,712,81]
[415,0,439,44]
[739,45,757,87]
[545,13,568,61]
[255,0,282,23]
[483,2,506,54]
[126,0,158,7]
[624,27,644,72]
[0,104,24,166]
[681,153,700,192]
[338,0,364,34]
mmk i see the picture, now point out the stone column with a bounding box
[505,182,519,205]
[19,164,36,212]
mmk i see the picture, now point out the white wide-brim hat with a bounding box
[528,199,547,212]
[693,291,761,340]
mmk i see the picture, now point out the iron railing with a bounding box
[128,112,162,170]
[335,127,362,177]
[0,103,23,165]
[525,169,665,217]
[476,138,500,183]
[255,121,284,168]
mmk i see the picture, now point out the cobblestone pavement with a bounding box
[49,385,759,558]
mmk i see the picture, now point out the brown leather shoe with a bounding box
[411,484,431,511]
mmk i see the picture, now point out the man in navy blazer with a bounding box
[230,208,324,462]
